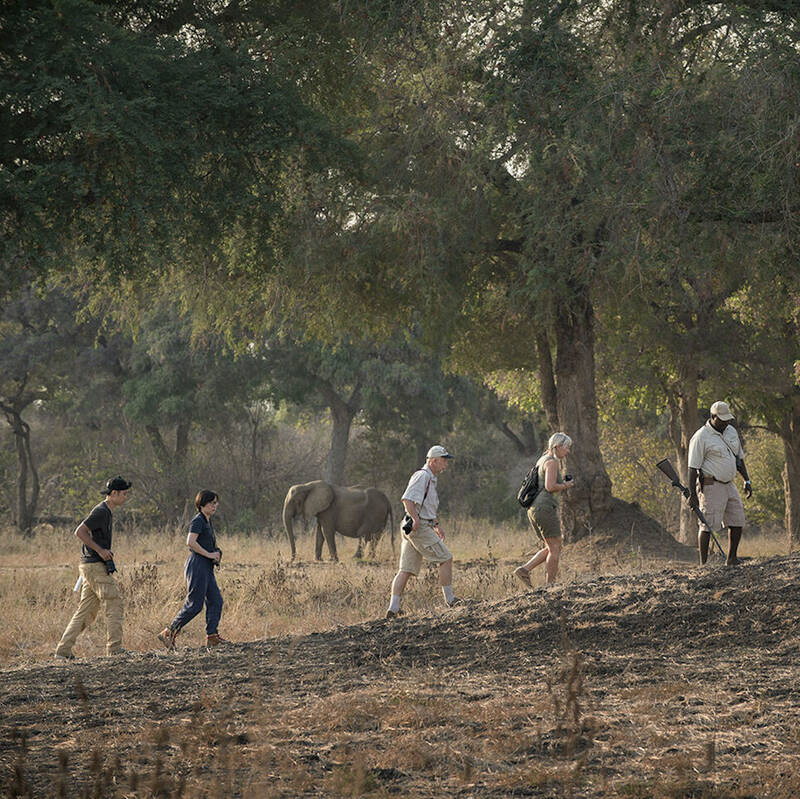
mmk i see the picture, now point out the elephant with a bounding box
[282,481,395,561]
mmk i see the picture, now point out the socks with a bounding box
[442,585,455,605]
[388,595,401,613]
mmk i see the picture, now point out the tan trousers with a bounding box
[55,562,123,656]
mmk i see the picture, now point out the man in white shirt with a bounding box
[386,445,462,618]
[688,401,752,565]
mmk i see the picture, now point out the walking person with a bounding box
[386,445,462,618]
[688,401,752,565]
[514,433,574,588]
[55,476,131,659]
[158,490,226,649]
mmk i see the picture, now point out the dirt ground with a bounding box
[3,551,800,798]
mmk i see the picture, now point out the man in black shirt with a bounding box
[55,476,131,659]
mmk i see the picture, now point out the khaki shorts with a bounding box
[398,521,452,576]
[527,503,561,541]
[699,481,746,532]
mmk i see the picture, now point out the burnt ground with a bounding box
[2,553,800,798]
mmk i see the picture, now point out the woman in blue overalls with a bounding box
[158,489,225,649]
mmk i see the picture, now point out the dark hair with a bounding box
[195,489,218,511]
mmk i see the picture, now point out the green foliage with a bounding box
[1,0,345,293]
[600,411,684,535]
[121,304,259,431]
[5,0,800,535]
[0,282,89,405]
[739,429,785,528]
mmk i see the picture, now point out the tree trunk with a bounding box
[324,399,356,485]
[666,370,700,544]
[146,424,171,467]
[554,293,613,540]
[146,423,191,520]
[496,419,540,456]
[536,333,559,431]
[782,394,800,552]
[520,419,541,455]
[175,420,190,467]
[11,412,39,534]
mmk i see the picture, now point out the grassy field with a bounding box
[3,540,800,798]
[0,518,787,665]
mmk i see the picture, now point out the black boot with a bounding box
[699,531,711,564]
[727,527,742,565]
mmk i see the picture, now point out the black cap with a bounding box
[101,476,132,494]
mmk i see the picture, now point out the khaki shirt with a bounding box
[687,421,744,483]
[402,465,439,520]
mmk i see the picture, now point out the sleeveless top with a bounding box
[532,454,564,511]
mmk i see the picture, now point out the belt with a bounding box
[420,517,436,523]
[702,474,731,484]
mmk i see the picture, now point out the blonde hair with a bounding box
[537,432,572,469]
[547,432,572,452]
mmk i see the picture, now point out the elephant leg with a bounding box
[354,539,363,559]
[315,522,324,561]
[352,521,379,560]
[321,522,338,561]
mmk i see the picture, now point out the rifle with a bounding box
[655,459,726,557]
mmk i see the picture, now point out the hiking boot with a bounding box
[206,633,227,648]
[157,627,178,651]
[385,609,404,619]
[514,566,532,588]
[445,597,465,608]
[54,652,75,660]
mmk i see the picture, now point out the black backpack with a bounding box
[517,463,541,508]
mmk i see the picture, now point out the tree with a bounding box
[596,2,800,542]
[251,1,638,537]
[1,0,344,294]
[599,239,752,542]
[252,0,800,544]
[727,274,800,550]
[250,330,480,485]
[119,300,268,519]
[0,281,100,530]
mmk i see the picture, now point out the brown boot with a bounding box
[157,627,178,650]
[206,633,227,648]
[514,566,532,588]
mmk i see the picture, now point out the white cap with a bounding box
[710,401,734,421]
[426,445,454,459]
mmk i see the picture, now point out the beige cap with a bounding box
[710,401,734,421]
[426,445,453,459]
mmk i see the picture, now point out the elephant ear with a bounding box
[304,481,335,518]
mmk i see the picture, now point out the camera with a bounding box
[565,474,573,481]
[105,558,117,575]
[214,548,222,568]
[401,514,414,534]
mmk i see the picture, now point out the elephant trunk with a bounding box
[282,504,297,560]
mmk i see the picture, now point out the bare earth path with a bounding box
[3,554,800,797]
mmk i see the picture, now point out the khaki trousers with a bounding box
[55,562,123,656]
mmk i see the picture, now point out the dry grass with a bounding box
[2,521,797,798]
[0,518,786,664]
